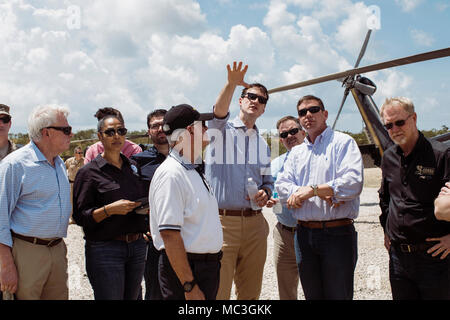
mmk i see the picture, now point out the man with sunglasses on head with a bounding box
[204,62,273,300]
[378,97,450,300]
[268,116,305,300]
[0,105,73,300]
[0,104,17,162]
[276,95,363,300]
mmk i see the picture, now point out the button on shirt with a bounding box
[276,127,363,221]
[379,131,450,243]
[205,114,273,210]
[0,141,71,247]
[149,149,223,254]
[271,152,297,228]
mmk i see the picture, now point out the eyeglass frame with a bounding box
[100,127,128,137]
[242,92,268,105]
[297,105,323,117]
[45,126,72,135]
[383,114,413,130]
[279,127,302,139]
[0,115,12,124]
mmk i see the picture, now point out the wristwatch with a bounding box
[183,279,197,293]
[310,185,318,197]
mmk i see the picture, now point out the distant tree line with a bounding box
[9,125,449,159]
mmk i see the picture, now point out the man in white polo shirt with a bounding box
[149,104,223,300]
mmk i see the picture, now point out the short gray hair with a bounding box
[380,97,415,120]
[28,105,70,142]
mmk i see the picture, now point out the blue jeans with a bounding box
[389,244,450,300]
[295,224,358,300]
[85,238,147,300]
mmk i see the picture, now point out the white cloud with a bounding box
[410,29,435,46]
[395,0,423,12]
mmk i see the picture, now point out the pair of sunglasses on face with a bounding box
[0,115,11,123]
[297,105,323,117]
[279,127,301,139]
[100,127,128,137]
[46,126,72,135]
[243,92,268,105]
[383,114,412,130]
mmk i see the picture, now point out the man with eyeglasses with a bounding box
[378,97,450,300]
[0,105,73,299]
[276,94,363,300]
[268,116,305,299]
[204,62,273,300]
[0,104,17,162]
[131,109,169,300]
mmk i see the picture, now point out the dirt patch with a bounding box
[364,167,382,188]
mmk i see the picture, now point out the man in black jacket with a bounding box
[131,109,168,300]
[378,97,450,300]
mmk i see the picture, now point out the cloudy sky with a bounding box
[2,0,449,135]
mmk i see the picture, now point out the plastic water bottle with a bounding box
[273,192,283,214]
[246,178,261,210]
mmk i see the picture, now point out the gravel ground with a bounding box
[66,168,391,300]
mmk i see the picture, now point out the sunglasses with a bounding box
[244,92,268,104]
[76,152,83,154]
[46,126,72,135]
[383,114,412,130]
[279,127,301,139]
[0,115,11,123]
[298,106,322,117]
[101,127,128,137]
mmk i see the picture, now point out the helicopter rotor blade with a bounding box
[268,47,450,94]
[354,29,372,68]
[332,88,350,130]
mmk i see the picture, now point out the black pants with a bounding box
[158,250,222,300]
[144,237,163,300]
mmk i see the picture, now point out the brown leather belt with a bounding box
[279,222,296,233]
[219,209,262,217]
[297,218,353,229]
[114,233,143,243]
[11,231,62,247]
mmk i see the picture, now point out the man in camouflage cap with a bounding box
[0,104,16,161]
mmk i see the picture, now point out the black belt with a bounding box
[392,242,436,253]
[279,222,296,233]
[297,218,353,229]
[219,209,261,217]
[162,250,223,262]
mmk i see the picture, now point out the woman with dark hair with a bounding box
[73,114,148,300]
[83,107,142,164]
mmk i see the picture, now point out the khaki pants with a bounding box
[216,213,269,300]
[273,222,299,300]
[12,237,68,300]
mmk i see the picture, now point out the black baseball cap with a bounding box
[163,104,214,135]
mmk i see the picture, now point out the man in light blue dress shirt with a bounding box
[0,105,73,300]
[269,116,305,300]
[276,95,363,300]
[205,62,273,300]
